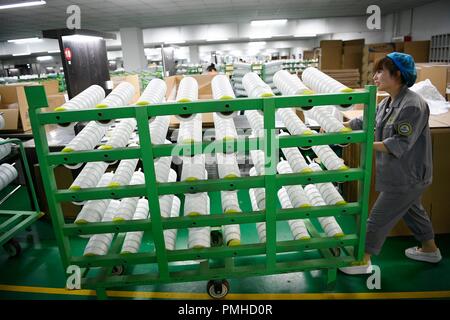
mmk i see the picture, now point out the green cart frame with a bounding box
[25,84,376,299]
[0,138,43,257]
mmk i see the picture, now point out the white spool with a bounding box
[0,163,18,192]
[277,108,312,135]
[181,154,205,181]
[177,114,202,143]
[211,74,238,119]
[154,155,173,183]
[83,200,120,256]
[99,118,136,150]
[276,161,311,208]
[109,159,139,187]
[277,187,310,240]
[304,184,344,237]
[113,171,145,221]
[184,192,209,216]
[249,188,266,243]
[188,226,211,249]
[74,172,114,222]
[223,223,241,247]
[96,81,135,108]
[249,167,266,210]
[56,85,105,112]
[149,115,170,145]
[221,191,240,213]
[273,70,313,96]
[175,77,198,121]
[245,110,264,137]
[136,78,167,106]
[310,131,348,171]
[0,139,12,161]
[278,132,311,173]
[213,113,238,141]
[249,149,266,176]
[308,162,346,205]
[242,72,274,98]
[301,67,352,94]
[62,121,107,153]
[69,161,108,190]
[216,153,240,179]
[306,106,351,133]
[164,196,181,250]
[121,198,150,254]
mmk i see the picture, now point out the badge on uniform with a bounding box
[398,122,412,136]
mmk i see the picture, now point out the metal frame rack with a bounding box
[0,139,43,256]
[25,84,376,299]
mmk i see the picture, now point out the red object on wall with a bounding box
[64,47,72,61]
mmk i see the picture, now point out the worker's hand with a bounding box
[319,127,325,133]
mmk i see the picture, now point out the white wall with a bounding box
[410,0,450,40]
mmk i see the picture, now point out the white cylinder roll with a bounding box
[273,70,313,96]
[112,171,145,221]
[188,226,211,249]
[308,162,346,205]
[221,191,240,213]
[279,132,312,173]
[121,198,150,254]
[159,195,174,218]
[242,72,274,98]
[211,74,238,119]
[304,184,344,237]
[213,113,238,141]
[249,150,266,176]
[277,108,312,135]
[62,121,107,153]
[154,155,172,183]
[245,110,264,137]
[277,187,310,240]
[109,159,139,187]
[181,154,205,181]
[83,200,120,256]
[69,161,108,190]
[0,163,18,192]
[56,85,105,112]
[99,118,136,150]
[136,78,167,106]
[223,223,241,247]
[301,67,353,94]
[276,161,311,208]
[249,188,266,243]
[0,139,12,161]
[306,106,351,133]
[311,136,348,171]
[216,153,240,179]
[249,167,266,210]
[184,192,209,216]
[164,196,181,251]
[176,77,198,121]
[96,82,135,108]
[177,114,202,143]
[149,115,170,145]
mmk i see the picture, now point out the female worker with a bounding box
[340,52,441,275]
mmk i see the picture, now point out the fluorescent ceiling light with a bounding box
[37,55,52,61]
[251,19,287,26]
[12,52,30,56]
[62,35,103,41]
[294,33,317,37]
[248,41,266,46]
[47,50,60,53]
[206,38,228,42]
[0,0,46,10]
[8,37,41,44]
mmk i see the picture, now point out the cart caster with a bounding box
[112,264,126,276]
[210,230,223,247]
[330,247,341,257]
[3,239,21,257]
[207,279,230,299]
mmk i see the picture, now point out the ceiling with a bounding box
[0,0,437,42]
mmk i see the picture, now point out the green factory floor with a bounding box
[0,186,449,300]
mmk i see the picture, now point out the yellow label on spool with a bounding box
[182,139,195,144]
[136,101,150,106]
[340,127,353,133]
[74,219,87,224]
[336,200,347,206]
[177,98,192,103]
[227,239,240,246]
[261,93,274,97]
[95,104,108,109]
[98,145,113,150]
[225,209,240,214]
[299,204,312,208]
[302,89,315,95]
[112,217,125,222]
[219,96,234,100]
[340,88,354,93]
[187,212,201,217]
[222,136,236,141]
[185,177,199,182]
[108,182,121,188]
[299,236,311,240]
[69,185,81,191]
[300,167,313,173]
[61,147,74,153]
[54,107,66,112]
[302,130,314,135]
[338,165,349,171]
[224,174,239,179]
[193,245,206,249]
[334,232,345,238]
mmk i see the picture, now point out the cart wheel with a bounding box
[207,279,230,299]
[112,264,125,276]
[330,247,341,257]
[3,239,21,257]
[210,230,223,247]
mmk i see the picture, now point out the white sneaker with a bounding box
[339,261,373,275]
[405,246,442,263]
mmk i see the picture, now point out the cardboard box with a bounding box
[404,40,430,63]
[303,50,315,60]
[111,74,141,104]
[343,39,365,72]
[0,84,33,132]
[415,63,450,97]
[367,42,395,53]
[319,40,343,70]
[42,79,60,96]
[45,93,67,112]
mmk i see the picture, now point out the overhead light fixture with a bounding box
[62,35,103,41]
[37,55,52,61]
[294,33,317,38]
[206,38,228,42]
[251,19,287,26]
[0,0,46,10]
[12,52,30,56]
[47,50,60,53]
[8,37,41,44]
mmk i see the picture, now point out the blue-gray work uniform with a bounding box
[349,85,434,255]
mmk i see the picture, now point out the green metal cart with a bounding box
[25,84,376,299]
[0,138,43,257]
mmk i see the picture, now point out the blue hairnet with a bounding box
[387,52,417,87]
